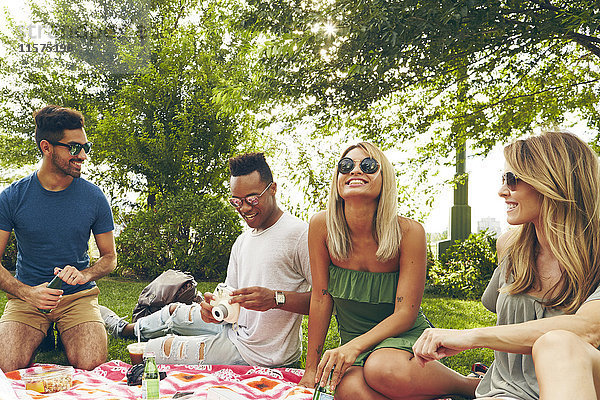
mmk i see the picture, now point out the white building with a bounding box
[477,217,501,237]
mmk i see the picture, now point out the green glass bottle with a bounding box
[39,275,62,314]
[141,352,160,399]
[312,369,334,400]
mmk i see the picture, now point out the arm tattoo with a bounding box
[396,296,404,303]
[317,345,323,356]
[322,289,329,296]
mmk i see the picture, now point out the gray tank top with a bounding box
[476,260,600,399]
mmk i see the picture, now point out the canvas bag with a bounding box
[132,269,198,322]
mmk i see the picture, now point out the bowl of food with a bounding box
[22,366,74,393]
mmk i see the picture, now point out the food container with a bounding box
[22,366,74,393]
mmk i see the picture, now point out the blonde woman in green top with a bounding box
[298,142,480,399]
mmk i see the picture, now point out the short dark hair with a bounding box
[228,152,273,183]
[34,105,85,153]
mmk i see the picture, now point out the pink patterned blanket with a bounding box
[6,361,456,399]
[5,360,314,399]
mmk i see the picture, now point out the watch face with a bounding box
[276,291,285,304]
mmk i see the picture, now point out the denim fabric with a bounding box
[135,303,223,340]
[135,303,245,365]
[144,330,246,365]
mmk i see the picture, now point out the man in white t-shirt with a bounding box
[100,153,312,367]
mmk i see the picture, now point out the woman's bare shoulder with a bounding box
[310,210,327,225]
[309,210,328,236]
[398,216,425,235]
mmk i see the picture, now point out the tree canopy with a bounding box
[235,0,600,158]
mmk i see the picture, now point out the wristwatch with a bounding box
[274,291,286,308]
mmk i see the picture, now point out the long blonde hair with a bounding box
[502,131,600,313]
[326,142,402,261]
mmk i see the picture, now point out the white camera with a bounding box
[210,283,240,324]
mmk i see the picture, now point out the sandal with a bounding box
[467,362,488,378]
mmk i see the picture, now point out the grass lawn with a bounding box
[0,277,496,377]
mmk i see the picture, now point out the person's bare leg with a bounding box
[121,323,135,337]
[363,348,479,400]
[61,321,107,370]
[335,366,390,400]
[534,330,600,400]
[0,321,44,371]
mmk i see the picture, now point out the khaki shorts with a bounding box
[1,286,103,335]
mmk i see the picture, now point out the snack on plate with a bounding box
[22,366,74,393]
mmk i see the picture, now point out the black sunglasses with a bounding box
[337,157,380,175]
[49,141,92,156]
[502,171,519,191]
[228,182,273,208]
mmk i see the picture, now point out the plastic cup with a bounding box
[127,342,146,365]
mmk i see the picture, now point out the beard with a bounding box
[51,151,82,178]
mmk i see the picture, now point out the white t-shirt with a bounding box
[225,212,311,367]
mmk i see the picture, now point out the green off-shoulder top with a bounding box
[328,264,431,366]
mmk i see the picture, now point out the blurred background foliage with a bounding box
[428,230,498,299]
[114,191,242,280]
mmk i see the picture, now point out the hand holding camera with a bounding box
[209,283,240,324]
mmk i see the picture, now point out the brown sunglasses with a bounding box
[501,172,519,191]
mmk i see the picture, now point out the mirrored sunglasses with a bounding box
[337,157,380,174]
[228,182,273,208]
[502,171,519,191]
[49,141,92,156]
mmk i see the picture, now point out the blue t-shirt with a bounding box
[0,172,114,295]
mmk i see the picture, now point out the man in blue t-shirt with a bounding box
[0,105,117,371]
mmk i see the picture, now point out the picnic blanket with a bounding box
[5,361,457,399]
[5,360,314,399]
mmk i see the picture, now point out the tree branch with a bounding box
[528,0,561,13]
[566,32,600,58]
[450,78,600,120]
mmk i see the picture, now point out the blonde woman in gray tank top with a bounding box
[412,131,600,400]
